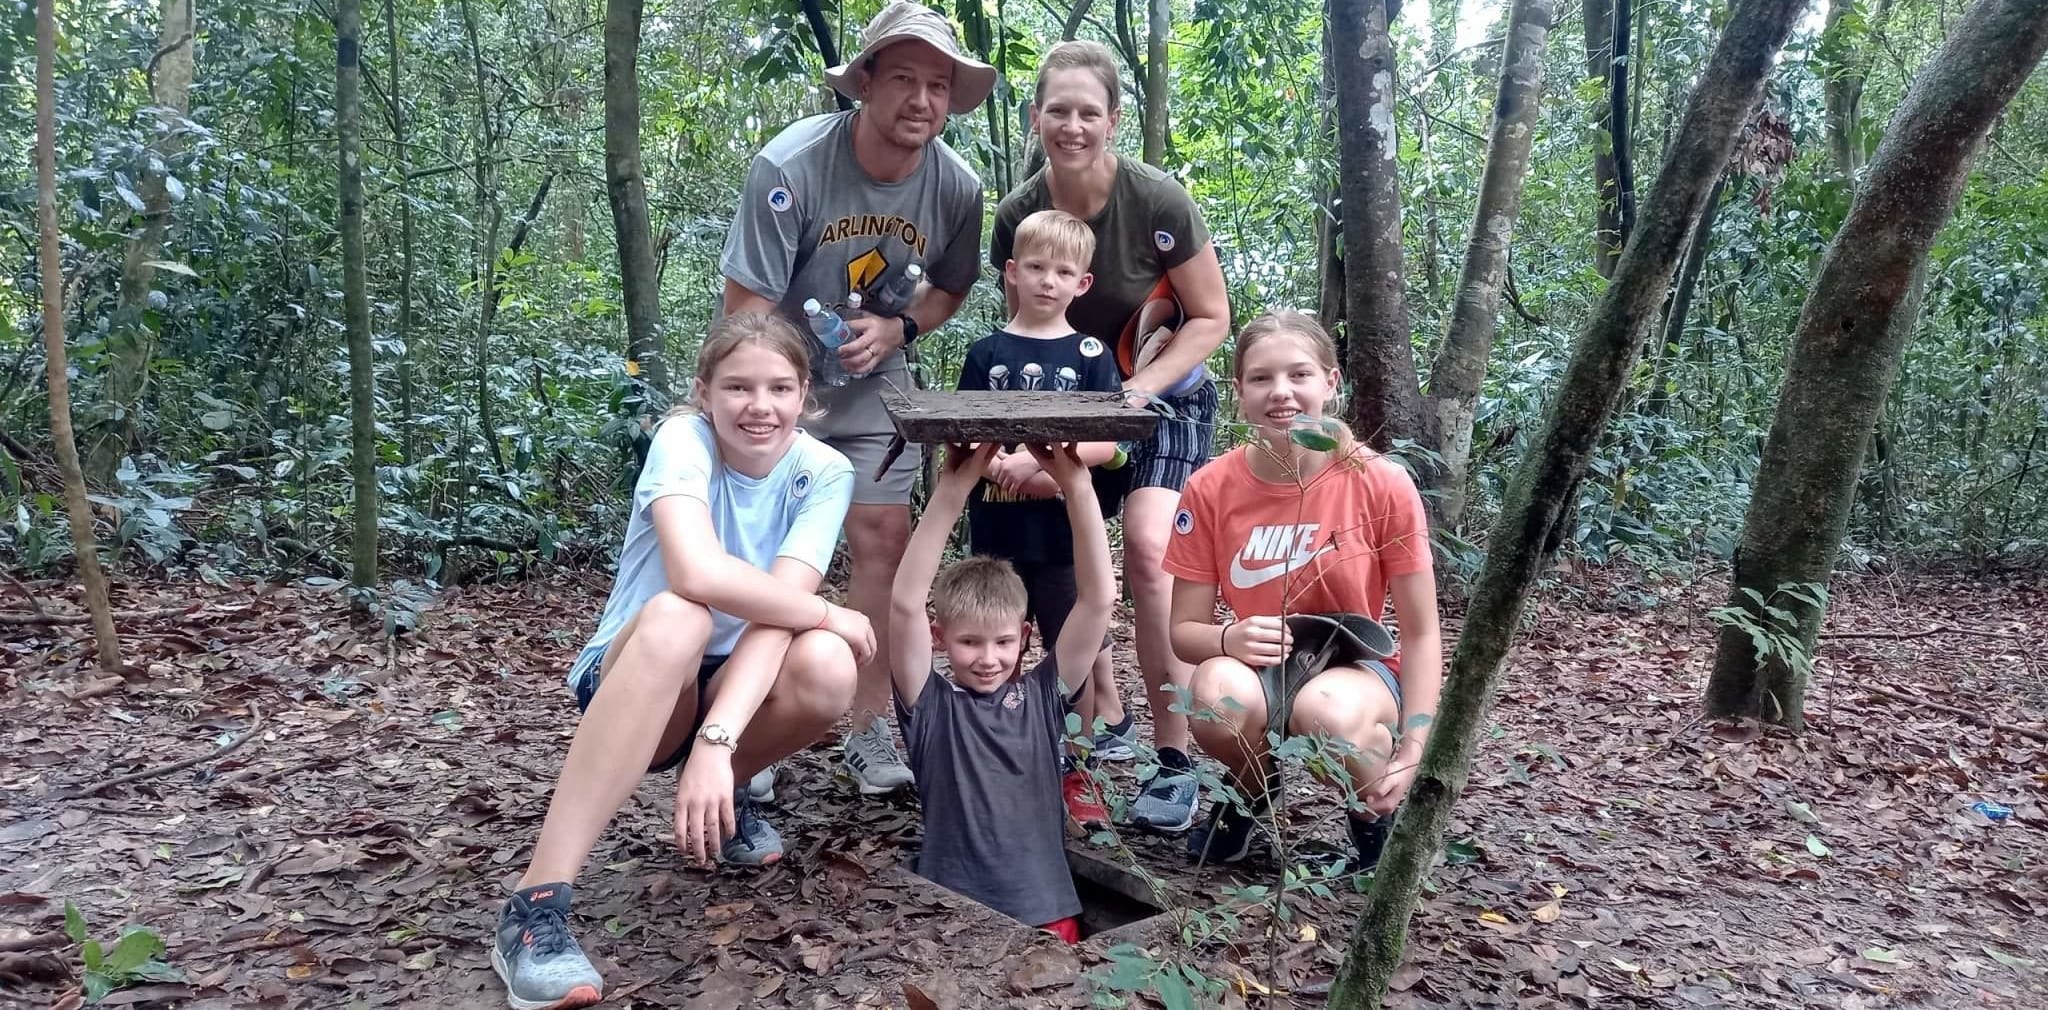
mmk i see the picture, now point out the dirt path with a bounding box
[2,568,2042,1008]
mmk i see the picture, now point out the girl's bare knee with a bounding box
[1191,657,1264,725]
[779,630,857,715]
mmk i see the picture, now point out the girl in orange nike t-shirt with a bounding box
[1160,310,1442,870]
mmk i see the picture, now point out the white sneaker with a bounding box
[746,765,775,805]
[838,718,914,795]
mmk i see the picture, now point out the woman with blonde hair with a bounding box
[490,312,873,1009]
[992,39,1233,832]
[1162,310,1442,869]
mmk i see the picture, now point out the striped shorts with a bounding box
[1128,379,1218,492]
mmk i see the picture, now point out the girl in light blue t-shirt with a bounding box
[489,312,872,1010]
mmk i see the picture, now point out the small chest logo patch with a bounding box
[767,186,794,213]
[1002,684,1023,709]
[1079,336,1106,358]
[1154,230,1176,252]
[1173,507,1194,535]
[791,471,813,499]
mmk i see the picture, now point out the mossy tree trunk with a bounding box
[1326,0,1811,1003]
[88,0,194,485]
[604,0,667,392]
[1332,0,1423,451]
[36,0,123,671]
[1421,0,1554,528]
[1704,0,2048,730]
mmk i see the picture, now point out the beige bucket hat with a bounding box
[823,1,998,115]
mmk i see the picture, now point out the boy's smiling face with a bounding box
[932,613,1028,694]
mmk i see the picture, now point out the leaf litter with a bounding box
[0,566,2042,1008]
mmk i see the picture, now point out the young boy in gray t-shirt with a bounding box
[886,440,1117,941]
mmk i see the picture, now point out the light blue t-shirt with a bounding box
[568,414,853,686]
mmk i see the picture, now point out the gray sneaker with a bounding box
[838,718,914,795]
[491,883,603,1010]
[746,765,776,805]
[720,787,783,866]
[1093,712,1138,762]
[1131,767,1199,833]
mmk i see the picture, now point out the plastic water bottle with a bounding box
[802,298,851,387]
[876,263,923,314]
[1971,800,2013,821]
[844,290,868,318]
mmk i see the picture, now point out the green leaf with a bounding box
[1786,801,1819,824]
[1862,947,1903,964]
[82,938,104,974]
[1805,835,1831,858]
[1289,428,1338,451]
[1443,838,1482,865]
[64,901,87,943]
[84,972,115,1003]
[1982,946,2036,970]
[1155,971,1197,1010]
[105,927,167,974]
[143,259,198,278]
[198,409,234,431]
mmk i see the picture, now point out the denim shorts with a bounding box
[570,646,730,774]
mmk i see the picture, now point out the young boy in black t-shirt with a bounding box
[956,209,1124,828]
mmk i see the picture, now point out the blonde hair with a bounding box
[930,555,1029,628]
[1011,209,1096,271]
[675,312,814,417]
[1035,40,1122,113]
[1234,310,1360,456]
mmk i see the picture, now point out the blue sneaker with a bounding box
[1130,765,1199,833]
[1093,712,1138,762]
[746,765,776,805]
[491,883,603,1010]
[1188,800,1264,864]
[720,787,783,866]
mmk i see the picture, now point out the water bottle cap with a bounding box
[802,298,823,315]
[848,291,864,307]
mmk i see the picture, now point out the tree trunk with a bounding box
[1647,175,1726,420]
[1327,1,1809,1003]
[1332,0,1423,452]
[604,0,668,392]
[384,0,417,467]
[475,175,557,476]
[1821,0,1895,180]
[1316,11,1344,340]
[36,0,122,672]
[800,0,852,112]
[337,0,378,590]
[1584,0,1622,278]
[1608,0,1636,244]
[1703,0,2048,730]
[88,0,195,484]
[1141,0,1168,166]
[1421,0,1553,529]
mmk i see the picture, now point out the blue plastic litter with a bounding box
[1969,801,2013,821]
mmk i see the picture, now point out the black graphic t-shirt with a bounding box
[956,330,1123,564]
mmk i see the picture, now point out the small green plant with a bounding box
[63,902,184,1003]
[1708,581,1828,679]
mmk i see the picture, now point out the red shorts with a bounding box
[1039,916,1080,944]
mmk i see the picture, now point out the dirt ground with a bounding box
[2,565,2043,1009]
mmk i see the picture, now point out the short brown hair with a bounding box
[930,555,1028,628]
[1035,39,1122,112]
[1011,209,1095,272]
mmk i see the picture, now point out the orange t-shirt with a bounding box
[1161,446,1431,671]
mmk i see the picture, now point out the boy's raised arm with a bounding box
[889,443,996,710]
[1030,443,1115,696]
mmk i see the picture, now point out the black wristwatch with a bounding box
[896,313,920,347]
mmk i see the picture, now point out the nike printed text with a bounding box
[1228,523,1336,589]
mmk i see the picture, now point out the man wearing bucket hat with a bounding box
[721,2,995,806]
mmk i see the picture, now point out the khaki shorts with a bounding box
[805,362,923,506]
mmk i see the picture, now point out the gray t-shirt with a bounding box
[722,111,985,439]
[896,655,1080,927]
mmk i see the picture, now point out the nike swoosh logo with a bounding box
[1228,545,1335,589]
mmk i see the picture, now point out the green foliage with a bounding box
[64,902,185,1004]
[4,0,2046,585]
[1708,581,1828,680]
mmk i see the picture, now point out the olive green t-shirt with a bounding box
[990,158,1212,378]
